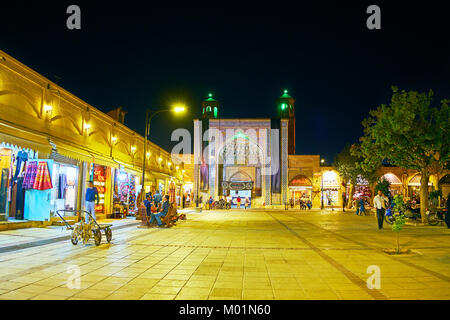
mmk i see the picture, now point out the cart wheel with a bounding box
[93,229,102,246]
[71,231,78,245]
[105,227,112,243]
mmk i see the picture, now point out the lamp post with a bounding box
[140,105,186,203]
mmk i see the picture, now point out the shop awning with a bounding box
[54,141,119,169]
[0,127,52,156]
[54,141,94,163]
[123,166,142,177]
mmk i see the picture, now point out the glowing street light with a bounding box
[140,103,188,202]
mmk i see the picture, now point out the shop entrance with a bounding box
[50,163,79,215]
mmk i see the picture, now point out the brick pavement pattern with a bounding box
[0,210,448,300]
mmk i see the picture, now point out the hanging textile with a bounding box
[22,161,38,190]
[13,150,28,181]
[58,173,67,199]
[33,161,53,190]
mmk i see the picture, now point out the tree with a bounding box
[352,87,450,223]
[334,145,378,208]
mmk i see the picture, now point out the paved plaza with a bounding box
[0,209,448,300]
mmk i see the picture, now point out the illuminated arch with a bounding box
[289,175,312,187]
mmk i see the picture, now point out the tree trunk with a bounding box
[347,184,355,209]
[396,232,400,254]
[419,171,430,224]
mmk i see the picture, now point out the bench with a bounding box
[161,205,178,228]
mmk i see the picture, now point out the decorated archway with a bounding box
[381,172,403,196]
[407,173,433,199]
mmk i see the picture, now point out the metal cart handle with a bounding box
[56,209,102,230]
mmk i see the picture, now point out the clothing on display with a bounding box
[13,150,28,181]
[58,173,68,199]
[22,161,38,190]
[33,161,53,190]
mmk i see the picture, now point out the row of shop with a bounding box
[0,141,185,222]
[288,170,450,208]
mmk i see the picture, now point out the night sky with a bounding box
[1,1,449,163]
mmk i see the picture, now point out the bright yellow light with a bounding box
[168,162,172,167]
[172,105,186,114]
[131,146,136,152]
[158,157,162,162]
[84,123,91,130]
[111,136,117,142]
[176,166,179,170]
[44,105,52,112]
[146,152,151,157]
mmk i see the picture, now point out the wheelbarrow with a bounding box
[56,209,113,246]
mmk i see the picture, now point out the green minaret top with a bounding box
[280,89,292,99]
[277,89,295,118]
[202,93,219,119]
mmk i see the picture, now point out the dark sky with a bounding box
[1,1,449,163]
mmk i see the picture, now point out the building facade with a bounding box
[190,92,449,209]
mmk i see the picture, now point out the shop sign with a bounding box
[222,181,253,190]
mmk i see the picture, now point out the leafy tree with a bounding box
[334,145,378,208]
[374,179,391,199]
[352,87,449,223]
[391,195,406,254]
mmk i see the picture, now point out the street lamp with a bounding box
[140,104,187,203]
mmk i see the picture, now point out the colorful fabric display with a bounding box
[22,161,38,190]
[32,161,53,190]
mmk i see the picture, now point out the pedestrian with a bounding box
[209,196,213,210]
[358,197,365,216]
[143,195,152,218]
[182,193,186,208]
[307,200,312,210]
[445,192,450,229]
[374,190,389,229]
[149,195,170,227]
[84,181,99,223]
[244,197,250,210]
[236,196,241,209]
[342,191,346,212]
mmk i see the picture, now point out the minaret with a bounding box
[277,90,296,154]
[201,93,219,119]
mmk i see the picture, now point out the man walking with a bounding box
[85,181,99,223]
[374,190,388,229]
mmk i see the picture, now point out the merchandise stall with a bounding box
[50,161,79,215]
[113,168,140,216]
[90,164,107,215]
[183,183,193,207]
[0,144,41,220]
[321,171,340,207]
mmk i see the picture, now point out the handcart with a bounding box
[56,209,113,246]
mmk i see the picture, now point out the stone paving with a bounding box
[0,209,448,300]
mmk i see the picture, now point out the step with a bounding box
[51,220,77,226]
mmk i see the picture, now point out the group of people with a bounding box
[235,196,250,209]
[143,191,170,227]
[289,198,312,210]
